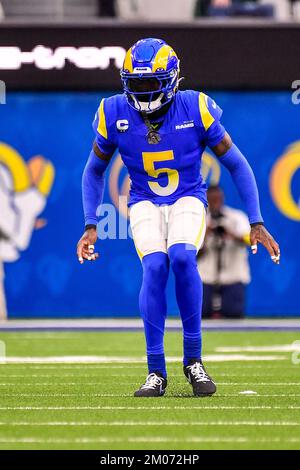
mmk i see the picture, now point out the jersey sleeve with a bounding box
[198,92,226,148]
[92,98,117,156]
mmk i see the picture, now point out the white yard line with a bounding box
[131,437,300,443]
[3,364,296,370]
[1,393,300,397]
[0,420,299,426]
[0,374,114,378]
[0,437,300,444]
[0,356,146,364]
[15,365,146,369]
[0,382,139,386]
[216,344,300,353]
[0,382,299,386]
[0,437,123,444]
[227,382,300,386]
[0,405,299,411]
[0,373,284,378]
[0,334,90,340]
[0,393,131,397]
[0,354,287,364]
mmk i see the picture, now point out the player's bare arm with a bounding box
[77,142,112,264]
[211,131,233,156]
[211,132,280,264]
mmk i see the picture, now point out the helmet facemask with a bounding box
[121,68,179,114]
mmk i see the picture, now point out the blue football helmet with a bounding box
[120,38,180,113]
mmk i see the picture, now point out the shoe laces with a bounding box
[187,362,210,383]
[140,373,163,390]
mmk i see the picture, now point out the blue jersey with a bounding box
[92,90,225,207]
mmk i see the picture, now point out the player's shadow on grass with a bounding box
[169,393,215,398]
[167,385,218,398]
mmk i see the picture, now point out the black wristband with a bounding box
[250,222,264,227]
[85,224,97,231]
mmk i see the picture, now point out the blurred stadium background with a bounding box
[0,0,299,320]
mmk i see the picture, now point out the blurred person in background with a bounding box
[116,0,196,21]
[198,185,251,319]
[98,0,116,17]
[195,0,230,16]
[195,0,258,16]
[195,0,300,18]
[0,2,4,21]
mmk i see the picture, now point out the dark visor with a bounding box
[127,78,162,93]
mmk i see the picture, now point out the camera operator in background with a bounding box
[198,185,251,319]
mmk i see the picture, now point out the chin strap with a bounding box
[141,111,161,145]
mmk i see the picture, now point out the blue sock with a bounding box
[168,243,203,366]
[147,354,167,377]
[139,252,169,378]
[183,332,202,366]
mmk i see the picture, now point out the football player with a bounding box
[77,38,280,397]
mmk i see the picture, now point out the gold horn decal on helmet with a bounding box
[152,45,177,72]
[123,47,133,73]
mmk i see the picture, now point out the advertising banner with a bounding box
[0,23,299,90]
[0,90,299,317]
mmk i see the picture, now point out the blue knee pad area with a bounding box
[139,245,203,375]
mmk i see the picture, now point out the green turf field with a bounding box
[0,329,299,450]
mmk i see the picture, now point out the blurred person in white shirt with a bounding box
[198,185,251,319]
[0,3,4,21]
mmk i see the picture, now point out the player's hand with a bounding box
[77,228,99,264]
[250,224,280,264]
